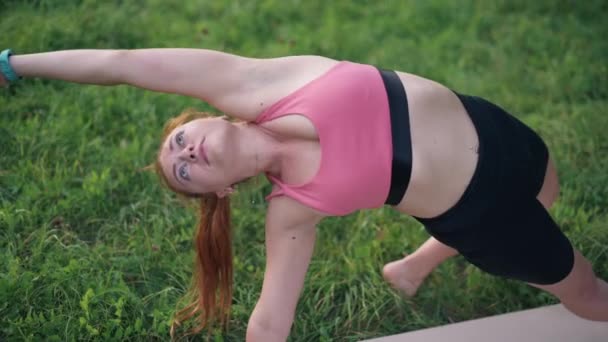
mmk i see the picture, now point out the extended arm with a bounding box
[247,196,322,341]
[8,49,336,121]
[10,49,257,118]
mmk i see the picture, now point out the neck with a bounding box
[233,121,284,180]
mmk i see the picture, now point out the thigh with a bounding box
[527,247,596,299]
[459,198,574,285]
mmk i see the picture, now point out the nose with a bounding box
[178,143,197,161]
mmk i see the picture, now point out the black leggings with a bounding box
[412,93,575,285]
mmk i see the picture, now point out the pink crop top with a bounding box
[254,61,393,216]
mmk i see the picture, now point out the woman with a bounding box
[1,48,606,340]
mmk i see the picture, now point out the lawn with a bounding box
[1,0,607,341]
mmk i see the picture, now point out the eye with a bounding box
[179,164,189,180]
[176,131,185,146]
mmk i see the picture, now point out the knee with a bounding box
[532,250,599,302]
[573,265,600,301]
[551,176,560,204]
[544,183,560,209]
[560,259,599,303]
[538,158,560,208]
[546,159,560,203]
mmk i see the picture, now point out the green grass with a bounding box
[1,0,607,340]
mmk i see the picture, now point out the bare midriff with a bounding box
[393,71,480,219]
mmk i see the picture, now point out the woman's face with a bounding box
[158,117,237,195]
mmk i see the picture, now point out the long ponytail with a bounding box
[149,109,236,336]
[171,194,233,335]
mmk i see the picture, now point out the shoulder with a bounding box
[252,55,340,82]
[247,56,341,119]
[265,194,325,230]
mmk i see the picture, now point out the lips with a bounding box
[199,138,210,165]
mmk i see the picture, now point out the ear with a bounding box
[215,186,235,198]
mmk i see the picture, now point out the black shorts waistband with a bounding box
[414,92,549,230]
[414,93,496,228]
[376,68,413,206]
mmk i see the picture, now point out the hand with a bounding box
[0,73,7,87]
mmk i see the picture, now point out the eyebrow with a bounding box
[169,135,174,151]
[172,163,185,186]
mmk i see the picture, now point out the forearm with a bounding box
[9,48,254,105]
[10,50,125,85]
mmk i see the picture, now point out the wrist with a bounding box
[0,49,21,83]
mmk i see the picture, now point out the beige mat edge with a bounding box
[361,304,608,342]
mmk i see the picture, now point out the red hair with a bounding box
[152,109,234,336]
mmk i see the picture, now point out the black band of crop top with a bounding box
[376,68,413,206]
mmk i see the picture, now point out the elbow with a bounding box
[246,315,293,342]
[106,49,131,85]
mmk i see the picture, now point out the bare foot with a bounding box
[382,254,431,297]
